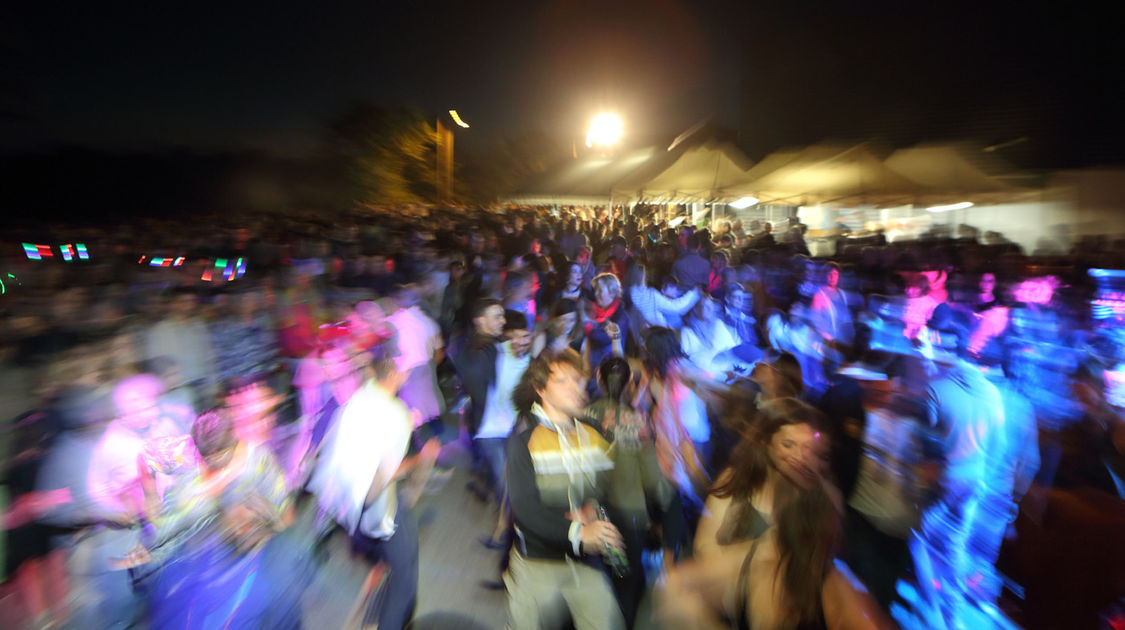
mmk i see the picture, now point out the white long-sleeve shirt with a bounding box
[629,285,700,329]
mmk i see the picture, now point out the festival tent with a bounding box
[721,142,935,207]
[883,143,1040,205]
[610,141,756,203]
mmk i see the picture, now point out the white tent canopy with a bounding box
[884,143,1038,204]
[722,143,933,207]
[611,141,755,203]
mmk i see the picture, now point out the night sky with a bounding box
[2,1,745,154]
[2,1,1121,164]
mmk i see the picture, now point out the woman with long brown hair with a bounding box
[657,476,892,630]
[694,398,831,558]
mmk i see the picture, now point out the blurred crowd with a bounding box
[2,205,1125,629]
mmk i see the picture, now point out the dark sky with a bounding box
[3,1,1121,163]
[2,0,746,154]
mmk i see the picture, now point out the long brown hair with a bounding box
[773,479,841,625]
[711,397,827,500]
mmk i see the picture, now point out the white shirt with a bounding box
[476,341,531,439]
[681,319,739,375]
[629,285,699,329]
[309,380,412,539]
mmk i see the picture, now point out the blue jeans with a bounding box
[474,437,507,502]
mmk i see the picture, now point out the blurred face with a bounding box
[538,362,588,419]
[576,250,590,265]
[751,361,779,396]
[226,382,279,442]
[115,382,162,431]
[979,273,996,295]
[826,268,840,288]
[568,264,582,286]
[594,282,616,307]
[507,328,533,358]
[529,241,541,255]
[476,305,505,337]
[554,312,577,336]
[768,423,829,488]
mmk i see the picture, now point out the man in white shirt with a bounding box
[475,310,533,548]
[309,347,438,630]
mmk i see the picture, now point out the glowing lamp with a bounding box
[76,243,89,260]
[586,113,623,148]
[926,201,974,213]
[729,197,760,209]
[149,257,165,267]
[60,244,74,261]
[448,110,470,128]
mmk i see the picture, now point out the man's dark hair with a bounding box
[927,304,971,358]
[192,409,236,459]
[367,337,402,381]
[598,357,632,402]
[642,326,685,378]
[503,309,529,332]
[503,270,531,295]
[686,234,700,250]
[512,348,588,414]
[471,297,502,320]
[223,373,270,398]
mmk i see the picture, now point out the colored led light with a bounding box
[173,257,185,266]
[23,243,41,260]
[150,257,164,266]
[138,255,147,264]
[36,245,53,258]
[76,243,89,259]
[60,245,74,261]
[202,269,212,281]
[215,258,227,269]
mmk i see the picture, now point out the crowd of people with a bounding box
[2,205,1124,629]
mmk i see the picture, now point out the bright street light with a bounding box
[586,113,622,148]
[448,109,470,128]
[729,196,760,209]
